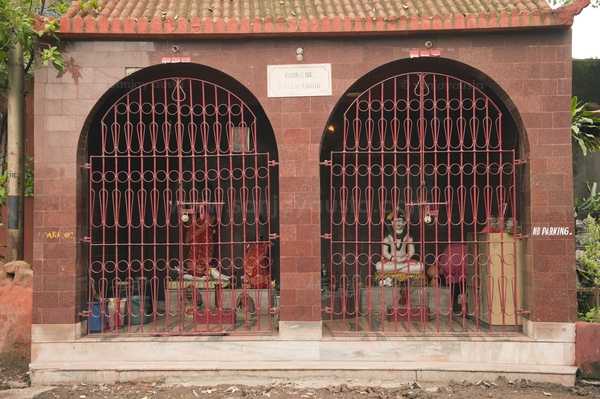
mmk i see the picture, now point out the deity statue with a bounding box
[243,241,271,289]
[183,207,230,282]
[375,209,424,276]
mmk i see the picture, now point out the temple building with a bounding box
[31,0,588,385]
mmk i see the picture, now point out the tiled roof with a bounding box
[58,0,590,37]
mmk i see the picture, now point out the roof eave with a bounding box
[56,1,591,38]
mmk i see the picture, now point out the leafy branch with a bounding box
[0,0,71,94]
[577,216,600,287]
[576,182,600,219]
[571,96,600,156]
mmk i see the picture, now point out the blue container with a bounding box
[88,302,102,333]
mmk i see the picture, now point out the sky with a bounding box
[572,5,600,59]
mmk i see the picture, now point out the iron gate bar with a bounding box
[322,72,520,335]
[87,77,278,336]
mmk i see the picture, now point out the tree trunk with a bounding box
[6,42,25,261]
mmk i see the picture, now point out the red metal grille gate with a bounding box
[321,72,521,335]
[86,77,278,335]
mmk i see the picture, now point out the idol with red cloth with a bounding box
[243,241,271,289]
[183,207,230,281]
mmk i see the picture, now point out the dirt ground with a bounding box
[2,354,600,399]
[30,379,600,399]
[0,351,30,391]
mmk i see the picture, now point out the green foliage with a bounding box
[0,157,33,207]
[40,45,63,69]
[23,156,33,197]
[0,0,66,93]
[47,0,70,16]
[572,96,600,156]
[79,0,100,15]
[0,170,7,206]
[580,307,600,323]
[576,182,600,219]
[577,216,600,287]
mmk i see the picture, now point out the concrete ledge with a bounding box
[31,339,575,366]
[31,323,82,342]
[278,321,322,340]
[30,362,577,387]
[29,324,577,387]
[523,320,575,343]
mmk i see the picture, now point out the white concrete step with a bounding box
[31,361,577,386]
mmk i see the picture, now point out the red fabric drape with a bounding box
[243,243,270,289]
[184,213,214,277]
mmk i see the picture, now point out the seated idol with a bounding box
[375,209,424,274]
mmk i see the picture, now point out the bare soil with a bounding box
[0,350,30,390]
[32,379,600,399]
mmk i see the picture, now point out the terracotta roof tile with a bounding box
[58,0,590,37]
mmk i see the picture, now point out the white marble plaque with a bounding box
[267,63,332,98]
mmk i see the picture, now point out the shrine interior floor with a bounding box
[87,314,276,336]
[86,314,521,337]
[322,316,523,337]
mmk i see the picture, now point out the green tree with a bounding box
[0,0,69,259]
[0,0,68,91]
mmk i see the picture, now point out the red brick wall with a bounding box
[33,29,576,325]
[576,321,600,378]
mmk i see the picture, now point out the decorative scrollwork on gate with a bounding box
[87,77,278,335]
[322,72,521,335]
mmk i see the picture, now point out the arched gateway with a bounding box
[320,60,526,335]
[81,65,279,335]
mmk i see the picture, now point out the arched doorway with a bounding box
[320,59,526,335]
[81,65,279,335]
